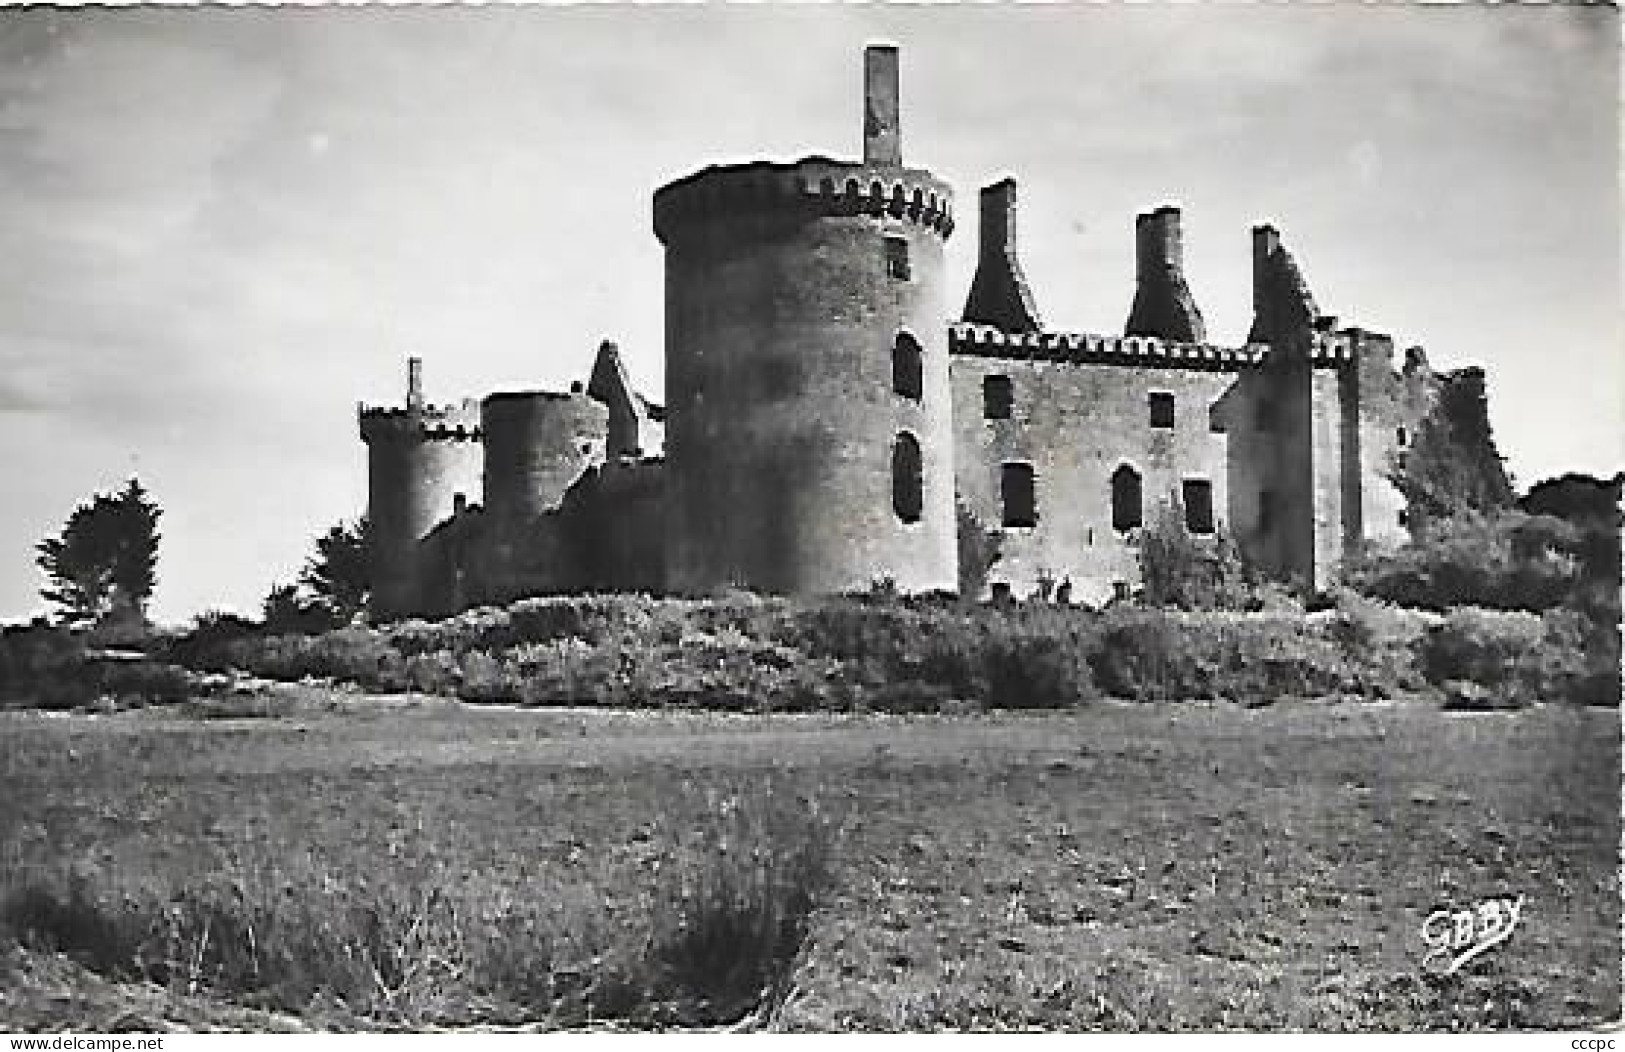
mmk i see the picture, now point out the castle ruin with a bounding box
[359,45,1441,619]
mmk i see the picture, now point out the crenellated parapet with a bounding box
[950,322,1264,371]
[653,159,954,244]
[358,400,483,445]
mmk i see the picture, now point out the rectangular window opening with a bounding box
[885,237,911,281]
[1183,479,1215,534]
[983,375,1013,420]
[1258,489,1276,534]
[1149,391,1175,429]
[1001,462,1037,528]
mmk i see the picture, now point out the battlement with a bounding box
[1308,326,1399,366]
[358,399,482,444]
[950,322,1263,371]
[653,159,954,244]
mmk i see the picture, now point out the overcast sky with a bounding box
[1,4,1618,624]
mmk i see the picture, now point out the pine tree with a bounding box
[298,517,371,623]
[36,478,162,627]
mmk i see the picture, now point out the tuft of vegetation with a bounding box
[0,783,834,1029]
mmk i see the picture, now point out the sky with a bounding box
[1,4,1619,625]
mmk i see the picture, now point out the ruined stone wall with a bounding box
[950,334,1241,605]
[1344,337,1438,551]
[481,390,607,522]
[1308,365,1347,590]
[416,506,484,619]
[561,458,666,593]
[657,162,957,596]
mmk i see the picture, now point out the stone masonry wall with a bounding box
[659,167,956,596]
[950,352,1238,605]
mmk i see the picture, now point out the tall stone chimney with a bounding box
[1124,206,1206,343]
[961,178,1042,332]
[863,45,901,167]
[406,356,424,409]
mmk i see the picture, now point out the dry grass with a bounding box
[0,699,1618,1032]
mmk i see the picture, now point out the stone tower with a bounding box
[358,358,481,618]
[654,45,958,595]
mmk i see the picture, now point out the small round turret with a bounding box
[358,358,482,619]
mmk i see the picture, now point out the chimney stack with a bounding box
[961,178,1042,332]
[406,356,424,409]
[1124,205,1206,343]
[863,45,901,167]
[1135,207,1187,286]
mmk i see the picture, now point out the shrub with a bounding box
[1417,607,1546,708]
[158,610,268,674]
[0,873,145,981]
[1138,503,1256,611]
[97,660,193,706]
[0,622,90,708]
[1091,611,1369,703]
[1343,510,1583,612]
[1536,607,1620,707]
[1325,590,1428,697]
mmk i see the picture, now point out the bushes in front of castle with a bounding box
[0,621,87,708]
[0,620,193,710]
[154,587,1609,710]
[1341,510,1586,612]
[1088,608,1408,703]
[1342,506,1620,707]
[1417,606,1617,710]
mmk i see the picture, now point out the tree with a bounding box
[956,499,1003,600]
[36,478,162,627]
[1137,498,1253,611]
[261,581,337,634]
[297,517,371,623]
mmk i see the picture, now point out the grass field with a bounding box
[0,694,1618,1032]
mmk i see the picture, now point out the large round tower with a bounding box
[653,46,957,595]
[358,358,482,619]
